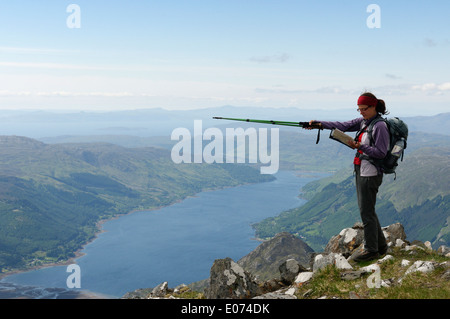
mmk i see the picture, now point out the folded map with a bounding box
[329,128,355,148]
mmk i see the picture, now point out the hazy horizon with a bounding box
[0,1,449,116]
[0,103,448,117]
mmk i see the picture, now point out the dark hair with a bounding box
[360,92,389,115]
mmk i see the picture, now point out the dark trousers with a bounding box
[354,165,387,253]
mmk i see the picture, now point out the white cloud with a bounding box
[254,86,356,95]
[0,90,136,98]
[412,83,437,91]
[0,46,76,54]
[0,61,121,71]
[35,91,134,98]
[411,82,450,93]
[385,73,402,80]
[438,82,450,91]
[249,53,291,63]
[423,38,438,47]
[0,90,32,97]
[256,82,450,97]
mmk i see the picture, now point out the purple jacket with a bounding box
[320,115,390,176]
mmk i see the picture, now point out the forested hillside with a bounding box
[0,136,273,273]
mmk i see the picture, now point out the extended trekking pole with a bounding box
[212,117,323,144]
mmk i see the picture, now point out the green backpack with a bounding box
[360,116,409,177]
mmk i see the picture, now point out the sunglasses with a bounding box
[357,106,373,113]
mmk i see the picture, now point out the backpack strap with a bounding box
[365,115,386,147]
[355,115,387,174]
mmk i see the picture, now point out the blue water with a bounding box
[1,170,325,298]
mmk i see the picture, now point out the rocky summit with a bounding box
[122,223,450,299]
[237,232,313,282]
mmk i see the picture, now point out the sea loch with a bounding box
[1,170,324,298]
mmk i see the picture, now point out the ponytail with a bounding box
[360,92,389,115]
[376,99,389,115]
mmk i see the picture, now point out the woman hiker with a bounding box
[307,92,389,262]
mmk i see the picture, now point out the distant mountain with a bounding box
[254,147,450,251]
[0,106,356,138]
[0,136,274,273]
[403,112,450,135]
[38,112,450,173]
[2,107,447,139]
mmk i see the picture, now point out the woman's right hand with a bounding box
[306,120,322,130]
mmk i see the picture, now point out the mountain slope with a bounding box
[254,147,450,251]
[0,136,274,272]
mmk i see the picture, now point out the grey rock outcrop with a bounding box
[279,259,307,284]
[313,253,353,272]
[325,222,408,261]
[383,223,408,245]
[325,222,364,257]
[152,281,169,298]
[238,232,313,282]
[204,257,261,299]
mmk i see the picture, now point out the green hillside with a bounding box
[254,147,450,251]
[0,136,274,273]
[277,129,450,172]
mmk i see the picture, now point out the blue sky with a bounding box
[0,0,449,115]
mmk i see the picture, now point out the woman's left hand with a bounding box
[349,140,361,149]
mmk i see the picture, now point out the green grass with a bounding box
[295,248,449,299]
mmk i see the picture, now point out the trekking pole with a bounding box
[212,117,323,144]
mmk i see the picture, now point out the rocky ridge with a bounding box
[122,223,450,299]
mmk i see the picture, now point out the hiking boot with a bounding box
[353,250,379,262]
[378,245,388,256]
